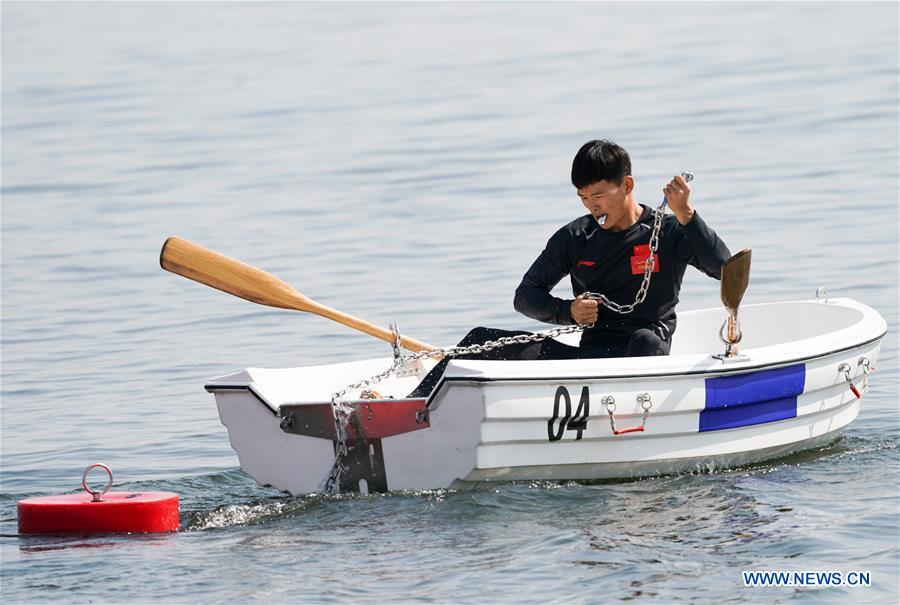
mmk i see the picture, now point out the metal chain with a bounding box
[321,400,353,493]
[589,202,664,313]
[320,174,692,493]
[322,362,407,493]
[591,172,692,313]
[320,322,589,493]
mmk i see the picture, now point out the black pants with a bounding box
[408,325,670,398]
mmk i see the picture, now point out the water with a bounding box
[2,2,898,603]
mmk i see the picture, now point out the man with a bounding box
[409,139,730,398]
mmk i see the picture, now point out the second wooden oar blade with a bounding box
[160,236,313,311]
[721,248,752,312]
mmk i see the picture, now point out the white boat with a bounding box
[204,296,885,495]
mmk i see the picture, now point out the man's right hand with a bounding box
[570,294,600,325]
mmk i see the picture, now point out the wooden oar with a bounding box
[720,248,752,354]
[159,236,437,353]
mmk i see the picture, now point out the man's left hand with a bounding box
[664,175,695,226]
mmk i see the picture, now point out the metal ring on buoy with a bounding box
[18,466,180,534]
[82,463,113,502]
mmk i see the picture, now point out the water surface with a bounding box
[2,2,898,603]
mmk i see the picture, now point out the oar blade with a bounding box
[721,248,752,312]
[160,236,438,353]
[160,236,311,311]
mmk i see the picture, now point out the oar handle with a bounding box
[160,236,436,353]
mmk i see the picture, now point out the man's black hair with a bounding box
[570,139,632,188]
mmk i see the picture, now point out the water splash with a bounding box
[186,497,316,531]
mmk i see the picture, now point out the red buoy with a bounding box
[17,464,179,534]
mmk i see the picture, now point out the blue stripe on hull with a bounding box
[699,396,797,431]
[699,364,806,432]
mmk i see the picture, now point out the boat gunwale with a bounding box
[204,383,279,415]
[203,329,884,414]
[426,329,885,407]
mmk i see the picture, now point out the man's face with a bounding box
[577,177,633,228]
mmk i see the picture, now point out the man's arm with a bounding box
[513,229,576,325]
[663,174,731,278]
[674,211,732,279]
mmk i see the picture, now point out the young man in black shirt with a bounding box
[409,139,730,397]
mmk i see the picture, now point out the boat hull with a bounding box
[206,298,885,494]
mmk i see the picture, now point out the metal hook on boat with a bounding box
[637,392,653,413]
[389,323,403,361]
[718,319,743,346]
[388,322,424,379]
[857,356,875,393]
[604,394,652,436]
[713,320,749,363]
[838,363,861,399]
[602,396,616,414]
[718,318,743,359]
[816,287,829,303]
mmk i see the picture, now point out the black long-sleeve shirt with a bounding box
[513,205,730,347]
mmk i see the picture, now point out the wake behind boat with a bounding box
[204,296,885,495]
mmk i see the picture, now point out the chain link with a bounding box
[588,202,665,313]
[320,174,692,493]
